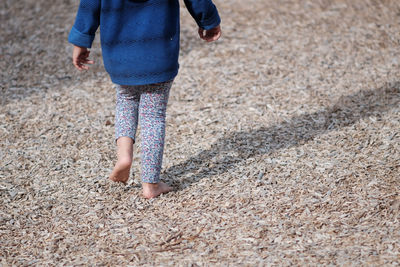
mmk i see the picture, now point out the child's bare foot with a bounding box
[142,182,173,199]
[109,157,132,184]
[109,137,134,184]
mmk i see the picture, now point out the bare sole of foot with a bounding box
[142,182,173,199]
[109,159,132,184]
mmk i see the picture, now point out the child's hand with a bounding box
[198,25,221,42]
[72,45,94,71]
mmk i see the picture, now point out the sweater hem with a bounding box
[110,69,179,86]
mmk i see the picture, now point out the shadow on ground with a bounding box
[164,82,400,189]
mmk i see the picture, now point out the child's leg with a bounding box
[109,84,140,184]
[139,81,173,198]
[115,84,140,142]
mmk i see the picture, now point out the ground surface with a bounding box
[1,0,400,265]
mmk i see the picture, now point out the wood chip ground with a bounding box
[1,0,399,265]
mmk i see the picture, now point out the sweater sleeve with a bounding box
[183,0,221,30]
[68,0,101,48]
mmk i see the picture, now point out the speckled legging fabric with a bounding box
[115,80,172,183]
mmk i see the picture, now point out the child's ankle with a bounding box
[142,182,160,188]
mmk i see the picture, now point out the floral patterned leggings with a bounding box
[115,80,173,183]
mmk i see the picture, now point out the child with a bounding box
[68,0,221,198]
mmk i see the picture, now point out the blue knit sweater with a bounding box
[68,0,221,85]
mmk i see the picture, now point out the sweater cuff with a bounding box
[68,26,95,48]
[198,9,221,30]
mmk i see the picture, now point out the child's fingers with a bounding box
[79,52,94,63]
[209,30,221,42]
[72,45,94,71]
[199,26,221,42]
[78,61,92,70]
[73,59,83,70]
[82,59,95,65]
[205,32,214,42]
[73,59,92,71]
[73,57,84,70]
[75,64,85,71]
[74,57,94,70]
[78,61,89,70]
[205,33,217,42]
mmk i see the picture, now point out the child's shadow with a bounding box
[164,82,400,189]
